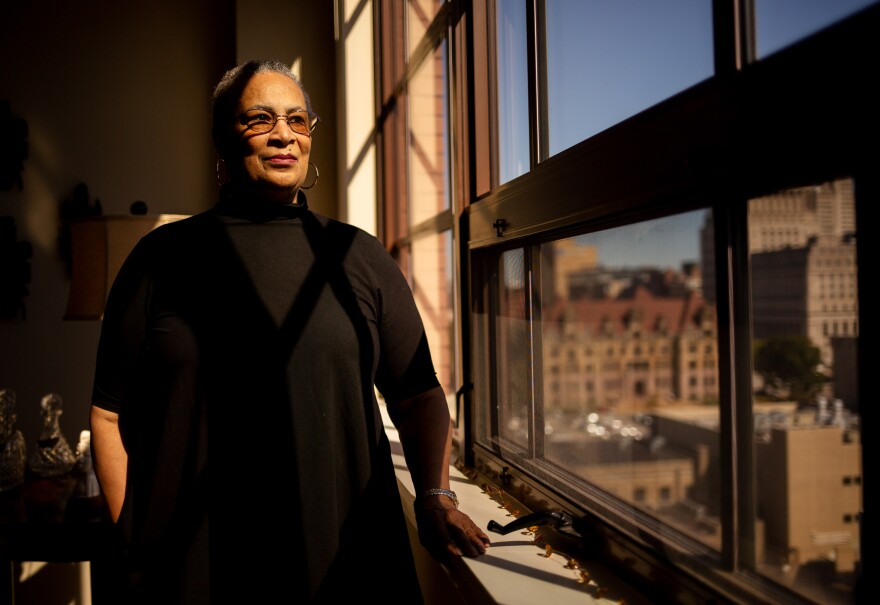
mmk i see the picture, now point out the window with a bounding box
[377,0,459,422]
[542,0,713,158]
[495,0,529,184]
[748,179,861,602]
[464,3,872,605]
[754,0,877,58]
[376,1,873,604]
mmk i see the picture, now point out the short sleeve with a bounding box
[366,238,441,403]
[91,237,152,413]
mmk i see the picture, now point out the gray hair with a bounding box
[211,59,314,160]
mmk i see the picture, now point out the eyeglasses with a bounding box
[238,109,320,136]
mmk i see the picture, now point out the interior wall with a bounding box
[0,0,235,481]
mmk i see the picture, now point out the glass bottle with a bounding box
[28,393,76,477]
[0,388,26,490]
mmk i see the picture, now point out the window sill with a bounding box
[380,403,649,605]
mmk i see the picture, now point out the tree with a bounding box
[753,335,829,403]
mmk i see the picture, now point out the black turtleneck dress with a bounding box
[91,191,434,603]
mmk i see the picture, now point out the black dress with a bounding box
[92,190,435,603]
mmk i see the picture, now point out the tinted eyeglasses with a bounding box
[238,109,320,136]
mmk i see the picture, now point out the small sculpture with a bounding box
[28,393,76,477]
[73,429,100,498]
[62,428,107,522]
[0,388,26,490]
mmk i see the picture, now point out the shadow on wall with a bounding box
[0,100,32,321]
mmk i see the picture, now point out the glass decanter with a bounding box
[0,388,26,490]
[28,393,76,477]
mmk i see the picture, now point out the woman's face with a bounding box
[232,72,312,201]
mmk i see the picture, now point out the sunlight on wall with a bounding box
[341,0,376,235]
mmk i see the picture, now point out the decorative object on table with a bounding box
[28,393,76,477]
[0,388,26,490]
[72,429,100,499]
[65,428,107,523]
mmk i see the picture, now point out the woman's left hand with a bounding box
[415,501,491,563]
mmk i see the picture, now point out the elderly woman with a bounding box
[90,59,488,604]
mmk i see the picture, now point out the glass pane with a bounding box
[412,231,456,418]
[408,41,450,225]
[544,0,713,157]
[749,179,860,604]
[497,248,531,450]
[473,258,491,444]
[406,0,445,58]
[755,0,878,59]
[538,210,721,549]
[496,0,530,185]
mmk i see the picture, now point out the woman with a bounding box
[90,59,489,604]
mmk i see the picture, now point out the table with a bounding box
[0,474,117,605]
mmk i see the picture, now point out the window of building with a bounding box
[634,487,646,503]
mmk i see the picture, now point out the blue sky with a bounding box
[499,0,875,268]
[574,209,709,271]
[499,0,876,178]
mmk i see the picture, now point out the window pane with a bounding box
[538,210,721,549]
[412,231,456,418]
[749,179,860,604]
[544,0,713,157]
[497,248,531,450]
[406,0,445,58]
[755,0,878,59]
[496,0,530,184]
[408,41,450,224]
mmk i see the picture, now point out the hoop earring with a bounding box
[216,159,228,185]
[300,162,319,190]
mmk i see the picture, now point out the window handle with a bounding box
[487,510,573,535]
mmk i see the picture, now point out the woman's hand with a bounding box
[389,385,491,561]
[415,497,490,563]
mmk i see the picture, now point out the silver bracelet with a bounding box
[418,488,458,508]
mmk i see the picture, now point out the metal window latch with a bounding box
[487,509,573,535]
[493,218,507,237]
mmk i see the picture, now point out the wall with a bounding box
[0,0,235,455]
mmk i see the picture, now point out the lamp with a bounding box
[64,214,187,320]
